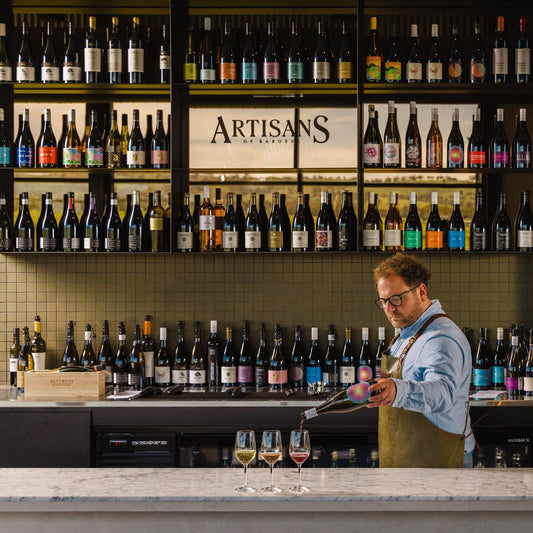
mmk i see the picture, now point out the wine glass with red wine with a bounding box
[289,429,311,492]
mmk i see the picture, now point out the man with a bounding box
[368,252,474,468]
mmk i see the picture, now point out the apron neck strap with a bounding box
[401,313,452,357]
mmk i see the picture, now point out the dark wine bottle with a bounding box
[98,320,115,384]
[338,190,357,252]
[235,193,246,252]
[84,16,102,83]
[0,193,14,252]
[177,192,194,252]
[291,191,310,252]
[183,22,197,83]
[470,190,488,252]
[255,322,268,389]
[492,327,506,391]
[384,23,401,82]
[492,191,512,251]
[362,191,382,251]
[222,192,238,252]
[306,327,322,386]
[383,100,401,168]
[426,191,444,251]
[237,321,254,387]
[14,192,34,251]
[470,20,486,83]
[363,104,382,168]
[189,321,206,388]
[62,22,81,83]
[41,21,59,82]
[468,107,487,169]
[199,17,215,83]
[37,108,57,169]
[473,327,491,391]
[172,321,188,385]
[447,20,463,83]
[506,328,520,400]
[244,192,261,252]
[107,16,122,84]
[313,20,331,83]
[80,324,97,367]
[86,109,104,168]
[9,328,20,387]
[366,16,381,82]
[128,324,145,390]
[151,109,169,169]
[405,101,421,168]
[0,108,10,167]
[37,191,58,251]
[375,327,385,379]
[103,192,122,252]
[426,107,443,169]
[426,23,443,83]
[61,320,79,368]
[515,189,533,252]
[337,20,353,83]
[219,21,236,84]
[141,315,156,387]
[113,322,129,386]
[15,108,34,168]
[60,191,80,252]
[491,108,510,169]
[493,15,508,83]
[340,327,356,387]
[127,190,144,252]
[384,191,402,251]
[279,194,291,252]
[221,326,237,388]
[357,327,374,382]
[154,327,171,387]
[447,108,464,169]
[323,324,340,390]
[83,191,101,252]
[17,327,33,392]
[263,21,280,83]
[515,17,530,83]
[0,23,12,82]
[267,191,282,252]
[404,191,422,251]
[316,190,335,251]
[268,323,287,391]
[512,108,531,169]
[242,21,258,83]
[288,324,305,389]
[128,16,144,84]
[148,189,166,252]
[258,193,269,251]
[448,191,465,251]
[159,23,170,84]
[127,109,145,168]
[406,23,422,82]
[192,193,201,251]
[16,21,35,83]
[303,194,315,251]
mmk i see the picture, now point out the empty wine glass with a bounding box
[289,429,311,492]
[234,430,257,492]
[260,429,282,493]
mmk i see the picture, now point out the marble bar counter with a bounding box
[1,467,533,533]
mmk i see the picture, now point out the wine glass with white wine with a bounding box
[234,430,257,492]
[289,429,311,492]
[260,429,283,493]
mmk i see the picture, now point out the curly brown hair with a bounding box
[373,253,431,288]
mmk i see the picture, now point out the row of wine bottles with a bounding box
[364,102,531,169]
[11,317,388,391]
[0,17,170,84]
[0,107,169,169]
[366,16,531,84]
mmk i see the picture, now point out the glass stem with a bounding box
[298,464,302,487]
[270,465,274,488]
[244,464,248,487]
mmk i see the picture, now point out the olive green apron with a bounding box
[378,313,469,468]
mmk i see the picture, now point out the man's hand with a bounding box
[367,379,397,408]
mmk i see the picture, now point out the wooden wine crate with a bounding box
[24,370,106,400]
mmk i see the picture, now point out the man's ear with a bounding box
[418,283,429,300]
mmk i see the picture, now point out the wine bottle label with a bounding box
[160,54,170,71]
[448,62,462,80]
[238,366,253,383]
[172,369,188,384]
[468,151,486,165]
[337,62,352,81]
[16,65,35,82]
[127,48,144,73]
[62,237,80,251]
[223,230,238,249]
[200,68,215,82]
[518,230,533,248]
[448,145,464,166]
[84,237,100,250]
[268,369,287,385]
[127,150,146,166]
[515,150,531,167]
[493,48,508,74]
[245,230,260,249]
[84,48,102,73]
[104,237,121,251]
[0,146,10,165]
[40,237,57,251]
[492,151,509,166]
[312,62,331,80]
[473,368,491,387]
[177,231,193,250]
[17,370,25,389]
[363,143,381,165]
[113,371,127,385]
[9,358,18,373]
[340,366,356,385]
[426,62,442,81]
[16,237,33,251]
[383,142,400,165]
[289,366,304,383]
[316,230,333,250]
[41,66,60,82]
[221,366,237,384]
[32,352,46,371]
[263,62,280,81]
[63,147,81,167]
[128,373,141,386]
[107,49,123,73]
[189,369,206,385]
[470,60,486,80]
[494,231,511,251]
[384,61,401,82]
[63,65,82,82]
[505,376,519,391]
[471,230,487,251]
[106,148,121,168]
[151,150,169,165]
[268,230,283,249]
[16,146,33,167]
[328,371,340,385]
[406,62,422,81]
[404,230,422,249]
[448,230,465,249]
[220,62,237,81]
[184,62,197,81]
[255,367,267,386]
[86,147,104,166]
[524,376,533,392]
[155,366,171,384]
[322,371,330,385]
[306,366,322,384]
[287,61,304,82]
[384,229,402,246]
[366,56,381,81]
[199,214,215,231]
[38,147,57,165]
[338,231,352,250]
[150,218,164,231]
[515,48,531,75]
[0,237,12,250]
[128,234,142,251]
[363,229,380,247]
[492,366,505,385]
[143,351,154,378]
[292,231,308,250]
[242,62,258,82]
[303,407,318,420]
[0,66,12,81]
[426,230,443,249]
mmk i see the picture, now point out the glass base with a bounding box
[235,485,256,493]
[290,485,310,493]
[261,486,282,493]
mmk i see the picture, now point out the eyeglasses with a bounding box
[374,284,420,310]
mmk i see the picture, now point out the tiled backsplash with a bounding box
[1,252,531,383]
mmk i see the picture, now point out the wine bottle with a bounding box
[142,191,153,253]
[172,321,188,385]
[447,20,463,83]
[126,109,145,168]
[183,22,197,83]
[492,191,512,251]
[127,16,144,84]
[219,21,236,84]
[267,191,283,252]
[0,23,12,82]
[337,20,353,83]
[233,193,245,252]
[254,322,268,389]
[120,113,128,166]
[363,104,382,168]
[16,21,35,83]
[339,327,356,387]
[493,15,508,83]
[86,109,104,168]
[0,108,10,167]
[375,327,385,379]
[515,189,533,252]
[220,192,237,252]
[258,193,269,251]
[15,108,34,168]
[447,108,464,169]
[113,322,128,386]
[337,190,357,252]
[405,101,422,168]
[279,194,291,252]
[189,321,206,388]
[383,100,401,168]
[491,108,510,169]
[60,191,80,252]
[426,23,443,83]
[128,324,145,390]
[236,321,253,387]
[313,21,331,83]
[98,320,114,384]
[192,193,201,251]
[212,188,225,252]
[515,17,530,83]
[316,190,335,251]
[102,192,122,252]
[362,191,382,251]
[29,315,46,371]
[37,191,58,251]
[492,327,506,391]
[292,191,309,251]
[287,324,304,389]
[366,16,382,82]
[268,323,287,391]
[448,191,465,251]
[60,108,81,168]
[80,324,97,367]
[512,108,531,169]
[199,185,215,252]
[127,189,143,252]
[384,191,402,251]
[357,327,375,382]
[242,21,258,83]
[525,329,533,397]
[426,191,444,251]
[468,107,487,169]
[426,107,443,169]
[244,191,261,252]
[148,190,166,252]
[470,19,486,83]
[0,193,13,252]
[384,23,401,82]
[159,23,170,83]
[406,23,422,82]
[104,109,121,168]
[323,325,340,389]
[17,327,34,392]
[83,191,101,252]
[61,21,81,83]
[153,327,171,387]
[404,191,422,251]
[176,192,194,252]
[41,21,59,82]
[303,194,315,251]
[141,315,155,387]
[506,328,520,400]
[199,17,215,83]
[263,21,280,83]
[106,16,122,83]
[61,320,79,368]
[37,108,57,168]
[303,327,321,388]
[151,109,169,169]
[14,192,34,251]
[84,16,102,83]
[9,328,20,387]
[470,190,488,252]
[220,326,237,388]
[473,327,491,391]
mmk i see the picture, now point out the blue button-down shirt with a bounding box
[390,300,475,453]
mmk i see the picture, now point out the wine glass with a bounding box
[234,430,257,492]
[260,430,282,493]
[289,429,311,492]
